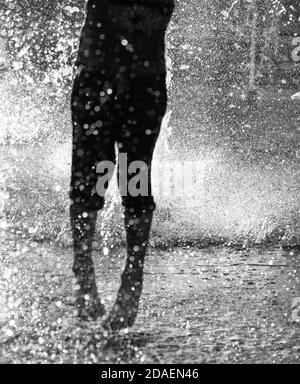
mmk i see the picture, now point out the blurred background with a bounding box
[0,0,299,249]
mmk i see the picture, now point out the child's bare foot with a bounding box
[103,283,142,330]
[75,279,105,321]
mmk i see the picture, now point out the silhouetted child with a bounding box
[69,0,174,330]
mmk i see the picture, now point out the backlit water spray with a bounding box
[1,1,300,365]
[0,2,299,251]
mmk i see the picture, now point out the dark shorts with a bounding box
[69,70,168,213]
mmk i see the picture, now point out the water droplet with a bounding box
[5,329,14,337]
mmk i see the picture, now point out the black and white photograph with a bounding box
[0,0,300,366]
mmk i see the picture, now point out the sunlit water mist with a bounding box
[0,43,299,248]
[0,69,299,247]
[45,118,299,247]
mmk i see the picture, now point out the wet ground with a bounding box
[1,233,300,364]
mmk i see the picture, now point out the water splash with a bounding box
[0,1,299,248]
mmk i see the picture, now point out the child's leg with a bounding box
[104,74,168,329]
[70,70,116,320]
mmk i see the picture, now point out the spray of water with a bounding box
[0,2,299,250]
